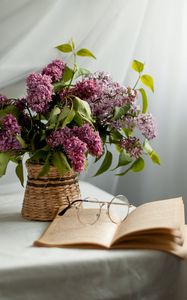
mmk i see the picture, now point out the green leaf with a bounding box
[52,152,71,176]
[60,106,71,120]
[115,144,122,152]
[150,150,161,165]
[62,109,75,127]
[112,151,132,171]
[122,128,133,138]
[38,161,50,177]
[49,106,61,123]
[100,131,107,145]
[94,150,105,163]
[51,107,75,128]
[109,130,123,142]
[143,140,160,165]
[76,48,96,59]
[132,60,144,73]
[141,74,154,92]
[73,112,84,126]
[62,66,74,82]
[73,97,93,123]
[94,150,112,176]
[52,106,61,116]
[0,105,20,119]
[74,111,93,126]
[113,104,130,120]
[16,160,24,186]
[28,149,49,163]
[55,43,72,53]
[53,82,64,93]
[139,88,148,113]
[131,157,145,172]
[116,157,144,176]
[75,67,91,79]
[53,68,74,92]
[143,139,153,154]
[0,152,10,177]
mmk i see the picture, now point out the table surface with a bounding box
[0,181,187,300]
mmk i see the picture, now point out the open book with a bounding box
[34,196,187,258]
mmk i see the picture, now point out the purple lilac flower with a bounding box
[73,72,137,124]
[73,79,99,100]
[47,127,87,172]
[73,123,103,156]
[0,114,21,152]
[2,114,21,134]
[47,127,72,149]
[127,87,137,102]
[26,73,53,113]
[63,136,87,172]
[46,124,103,171]
[136,113,157,140]
[42,59,66,83]
[111,116,135,131]
[110,104,139,131]
[0,132,21,152]
[120,137,142,158]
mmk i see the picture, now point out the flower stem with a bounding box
[133,74,141,89]
[25,104,33,128]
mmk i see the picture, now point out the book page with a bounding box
[112,225,187,259]
[115,232,183,246]
[34,208,118,248]
[112,197,184,244]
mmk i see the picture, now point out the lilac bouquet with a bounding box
[0,40,160,185]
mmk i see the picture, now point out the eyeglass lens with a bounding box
[76,197,102,225]
[108,195,129,223]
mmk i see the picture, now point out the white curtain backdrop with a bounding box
[0,0,186,212]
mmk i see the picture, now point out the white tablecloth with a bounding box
[0,181,187,300]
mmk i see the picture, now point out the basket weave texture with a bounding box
[22,163,81,221]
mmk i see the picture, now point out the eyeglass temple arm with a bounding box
[58,199,83,216]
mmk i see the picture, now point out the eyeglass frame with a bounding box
[58,195,132,224]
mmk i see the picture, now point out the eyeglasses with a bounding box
[58,195,131,225]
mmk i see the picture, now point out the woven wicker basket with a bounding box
[21,162,81,221]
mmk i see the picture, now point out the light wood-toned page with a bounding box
[112,197,184,244]
[34,208,118,248]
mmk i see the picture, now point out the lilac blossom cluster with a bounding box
[26,73,53,113]
[72,72,137,123]
[111,115,136,131]
[73,79,98,100]
[120,137,142,158]
[62,137,87,172]
[47,127,87,172]
[136,113,157,140]
[42,59,66,83]
[73,123,103,156]
[110,104,139,131]
[47,124,103,172]
[0,114,21,152]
